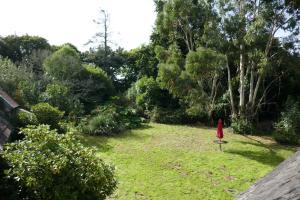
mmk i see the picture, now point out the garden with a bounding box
[0,0,300,199]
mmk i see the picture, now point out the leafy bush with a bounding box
[274,98,300,144]
[150,107,186,124]
[0,58,31,97]
[77,64,115,111]
[79,104,142,136]
[39,82,84,117]
[43,45,82,81]
[3,125,117,200]
[16,80,43,108]
[15,110,38,127]
[231,117,254,134]
[127,76,161,111]
[31,103,64,129]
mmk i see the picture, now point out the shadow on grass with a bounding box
[225,149,285,167]
[110,123,152,138]
[224,138,296,167]
[80,136,113,152]
[79,124,154,152]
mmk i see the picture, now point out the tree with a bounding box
[157,45,226,120]
[152,0,212,53]
[86,9,112,74]
[153,0,300,125]
[218,0,300,120]
[43,45,82,81]
[0,35,50,63]
[119,44,159,90]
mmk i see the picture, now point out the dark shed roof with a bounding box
[236,150,300,200]
[0,89,19,112]
[0,118,12,151]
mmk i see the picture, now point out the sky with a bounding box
[0,0,157,51]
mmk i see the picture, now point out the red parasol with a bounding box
[217,119,223,140]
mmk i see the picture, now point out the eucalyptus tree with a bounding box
[154,0,300,123]
[217,0,300,120]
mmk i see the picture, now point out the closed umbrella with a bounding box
[217,119,223,141]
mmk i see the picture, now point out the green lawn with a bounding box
[80,123,296,200]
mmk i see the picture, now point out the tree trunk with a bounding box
[239,43,245,115]
[226,56,236,118]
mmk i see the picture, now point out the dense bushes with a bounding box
[127,76,161,110]
[150,107,185,124]
[274,98,300,144]
[31,103,64,129]
[3,125,117,200]
[79,104,142,136]
[231,117,254,134]
[15,110,38,127]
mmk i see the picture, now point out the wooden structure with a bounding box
[0,89,19,150]
[236,150,300,200]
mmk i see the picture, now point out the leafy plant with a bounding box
[231,117,254,134]
[3,125,117,200]
[274,98,300,144]
[31,103,64,130]
[79,103,142,136]
[15,110,38,127]
[150,107,187,124]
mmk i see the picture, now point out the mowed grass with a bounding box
[79,123,296,200]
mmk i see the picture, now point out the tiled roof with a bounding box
[236,150,300,200]
[0,89,19,110]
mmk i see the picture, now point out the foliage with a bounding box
[0,35,50,63]
[274,98,300,144]
[43,45,82,81]
[150,107,187,124]
[231,117,254,135]
[16,80,45,108]
[39,82,83,116]
[31,103,64,130]
[152,0,210,52]
[0,58,30,96]
[3,125,117,200]
[82,47,125,83]
[157,45,226,119]
[77,64,114,110]
[127,76,161,111]
[79,103,142,136]
[15,110,38,127]
[81,106,122,136]
[119,45,159,89]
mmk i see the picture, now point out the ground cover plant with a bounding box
[80,123,296,200]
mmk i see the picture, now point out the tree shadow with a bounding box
[241,135,297,152]
[79,124,154,151]
[224,137,297,167]
[111,125,153,140]
[79,136,113,152]
[225,149,285,167]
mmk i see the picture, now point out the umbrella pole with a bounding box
[219,139,222,151]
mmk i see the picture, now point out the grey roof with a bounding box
[0,89,19,112]
[236,150,300,200]
[0,118,12,151]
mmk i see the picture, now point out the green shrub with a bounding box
[127,76,162,111]
[16,110,38,127]
[150,107,186,124]
[78,64,115,111]
[31,103,64,129]
[274,98,300,144]
[3,125,117,200]
[80,104,142,136]
[231,117,254,134]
